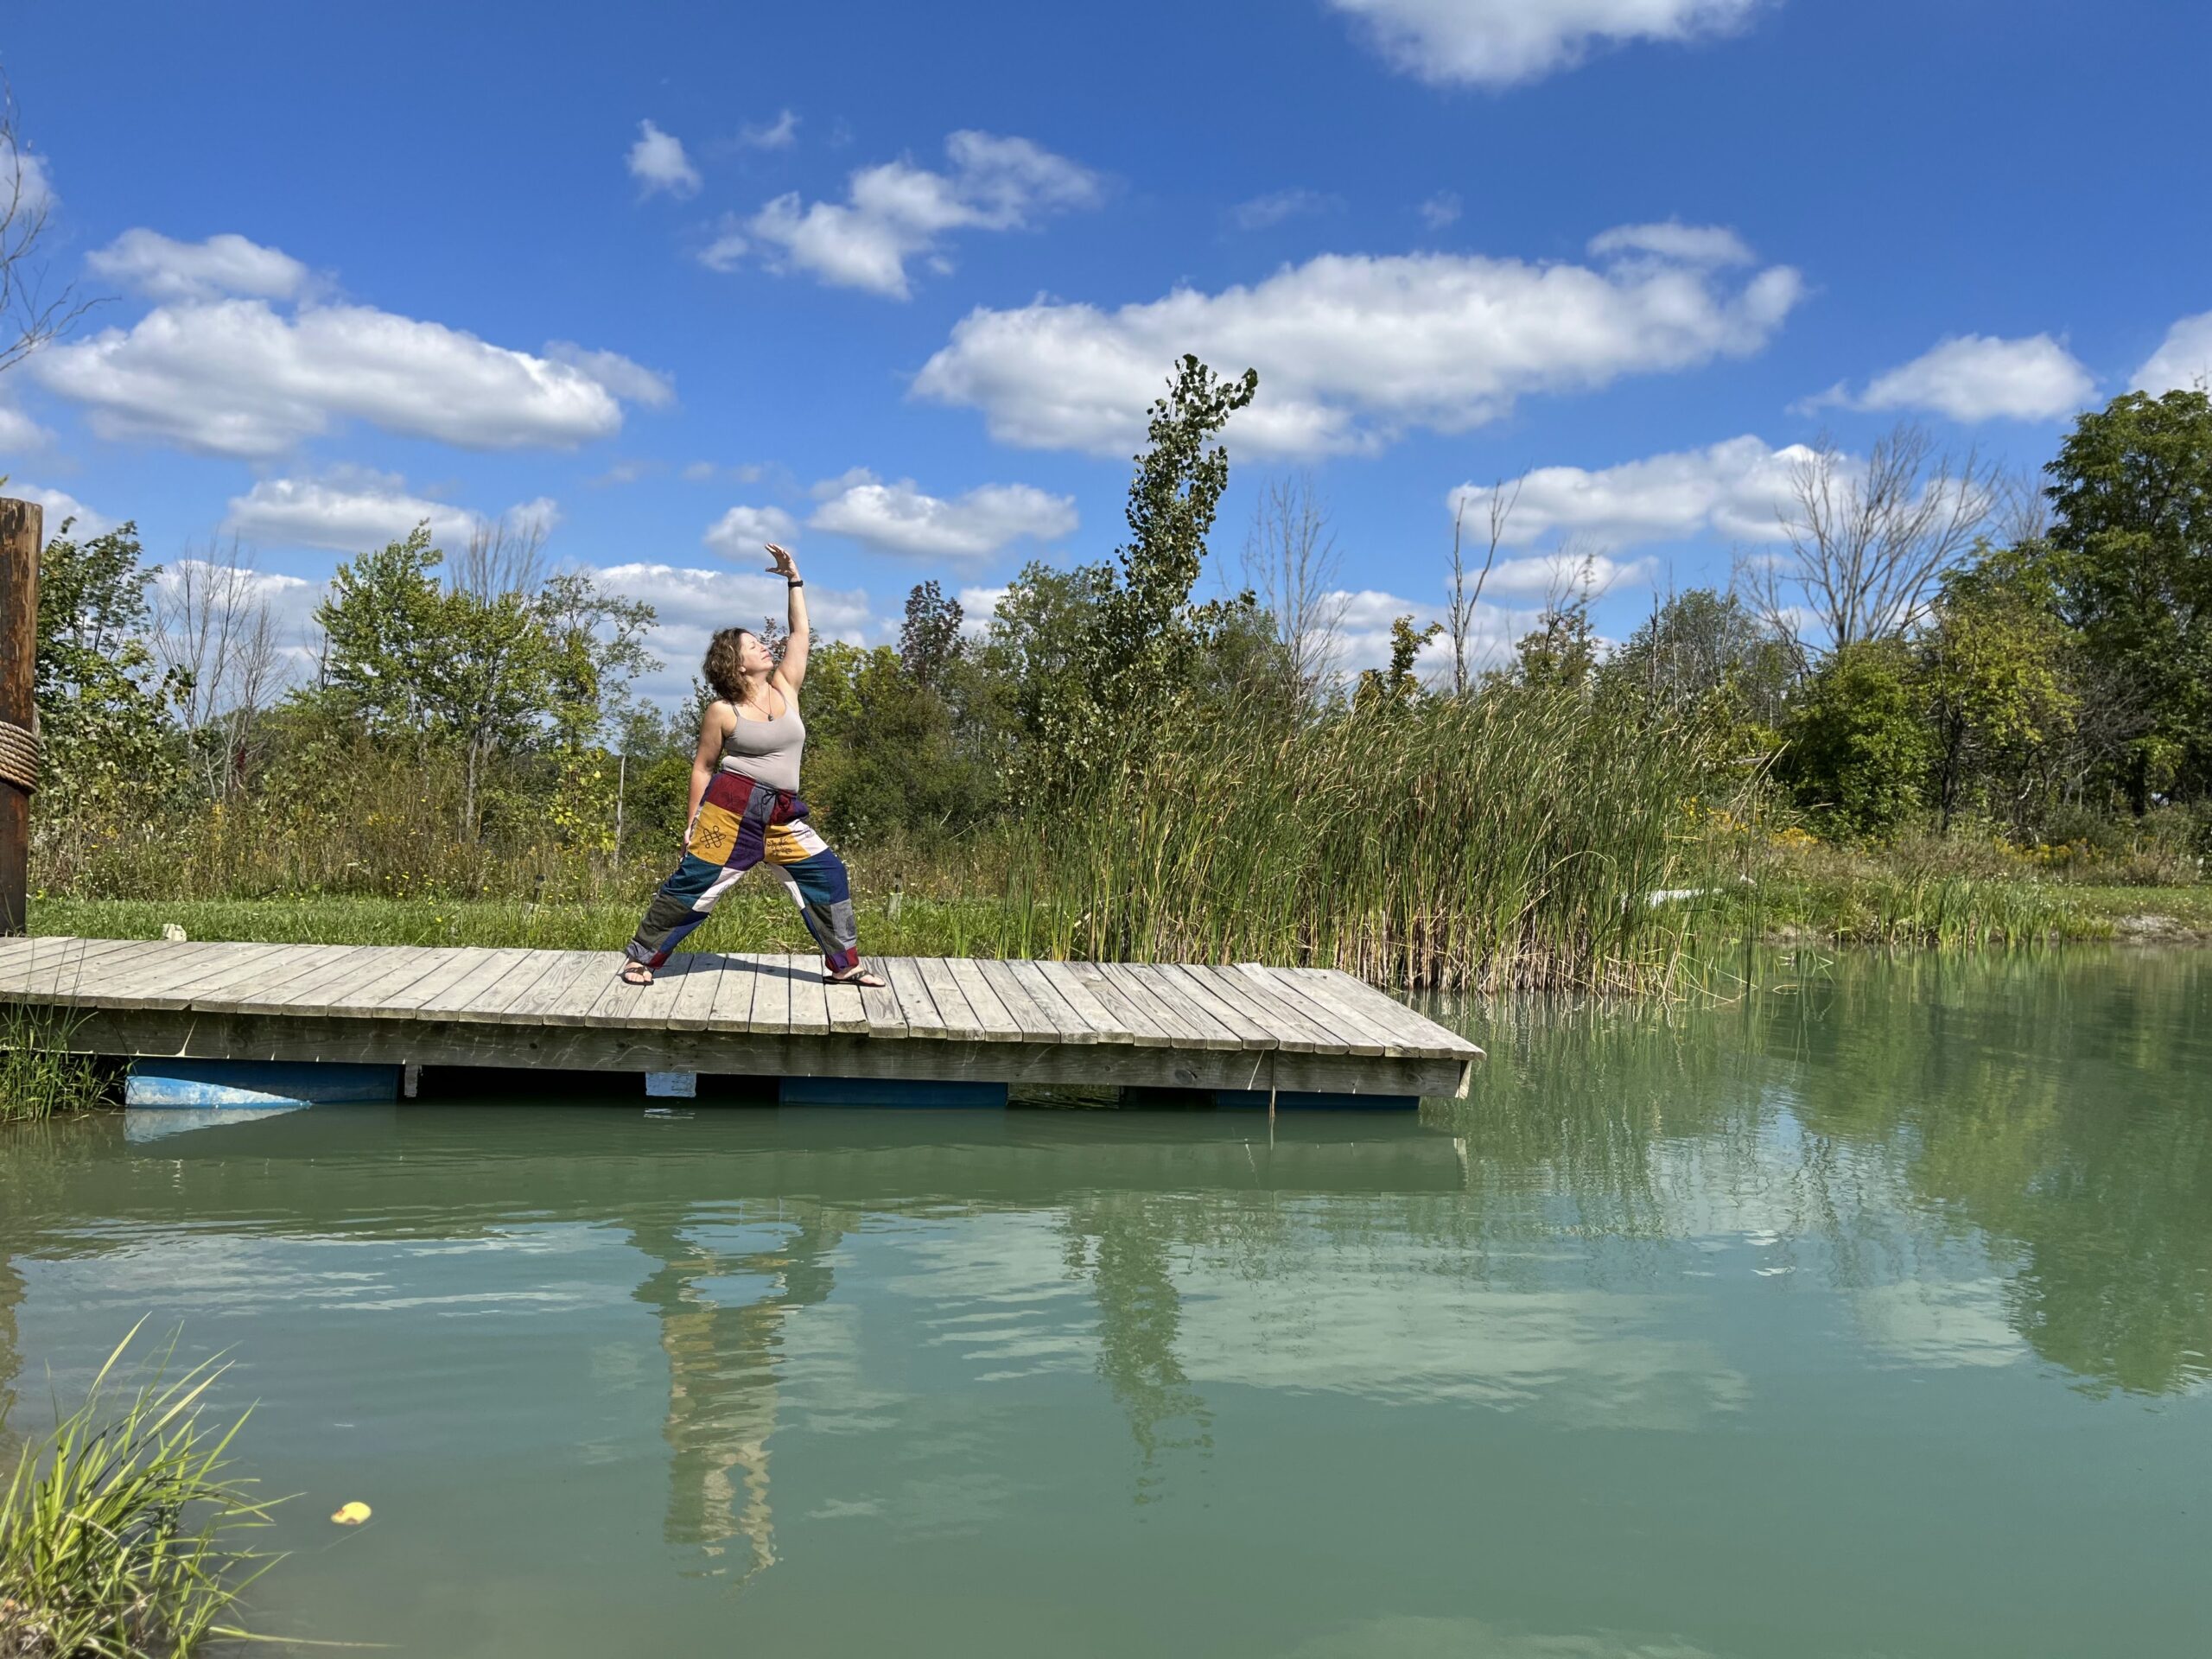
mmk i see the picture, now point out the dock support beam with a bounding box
[0,499,41,938]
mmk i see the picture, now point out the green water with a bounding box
[2,950,2208,1657]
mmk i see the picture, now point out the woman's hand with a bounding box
[765,543,799,582]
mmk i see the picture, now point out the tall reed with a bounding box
[0,1325,276,1658]
[1022,685,1734,993]
[0,1005,107,1126]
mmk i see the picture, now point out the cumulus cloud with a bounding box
[0,401,51,451]
[541,340,676,407]
[2135,310,2212,395]
[696,214,750,274]
[3,138,55,215]
[34,275,663,457]
[717,130,1102,299]
[956,584,1009,639]
[740,109,800,150]
[8,483,114,538]
[703,504,802,556]
[806,473,1077,560]
[1813,334,2095,423]
[224,472,559,553]
[1448,435,1813,552]
[1328,0,1770,89]
[86,229,309,302]
[1418,190,1462,230]
[592,562,878,701]
[1230,188,1342,231]
[914,226,1802,458]
[1587,219,1754,267]
[628,119,702,198]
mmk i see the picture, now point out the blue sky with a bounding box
[3,0,2209,696]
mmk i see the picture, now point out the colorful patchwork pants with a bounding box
[624,769,862,974]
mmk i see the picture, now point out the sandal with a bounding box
[826,967,887,988]
[620,961,654,987]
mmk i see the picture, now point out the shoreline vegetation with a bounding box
[14,367,2212,1001]
[0,1325,276,1659]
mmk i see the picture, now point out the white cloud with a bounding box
[627,119,702,198]
[1821,334,2096,423]
[1418,190,1462,230]
[34,293,655,458]
[0,402,51,451]
[1230,188,1341,231]
[86,229,309,302]
[740,109,800,150]
[592,562,879,701]
[697,214,749,273]
[721,130,1102,299]
[807,474,1077,561]
[1328,0,1769,88]
[956,584,1009,639]
[542,340,676,407]
[224,472,559,553]
[2135,310,2212,395]
[8,483,114,538]
[1587,219,1754,267]
[914,228,1802,458]
[1448,435,1813,551]
[703,504,801,556]
[3,138,55,215]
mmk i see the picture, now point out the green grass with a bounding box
[0,1325,278,1658]
[0,1003,111,1125]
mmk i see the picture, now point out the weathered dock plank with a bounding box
[0,938,1481,1098]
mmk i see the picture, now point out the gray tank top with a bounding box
[718,697,804,795]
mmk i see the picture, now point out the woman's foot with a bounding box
[826,966,887,988]
[621,961,654,987]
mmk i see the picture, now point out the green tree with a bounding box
[1778,639,1935,838]
[1353,616,1442,711]
[2044,389,2212,810]
[1008,356,1257,803]
[898,581,964,692]
[1919,547,2079,836]
[309,523,657,838]
[310,524,449,745]
[33,519,184,823]
[1607,589,1789,721]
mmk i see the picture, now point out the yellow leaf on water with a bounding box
[331,1501,372,1525]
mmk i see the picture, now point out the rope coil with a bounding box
[0,716,39,793]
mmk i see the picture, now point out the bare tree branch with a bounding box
[1241,469,1348,710]
[1446,474,1517,696]
[1745,422,1997,664]
[0,83,99,379]
[153,538,294,799]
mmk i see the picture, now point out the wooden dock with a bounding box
[0,938,1481,1102]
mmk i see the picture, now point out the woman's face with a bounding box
[736,631,772,674]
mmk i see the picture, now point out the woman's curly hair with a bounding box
[702,626,760,701]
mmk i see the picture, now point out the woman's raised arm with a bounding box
[766,543,809,691]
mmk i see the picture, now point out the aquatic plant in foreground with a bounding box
[0,1325,276,1657]
[0,1003,107,1126]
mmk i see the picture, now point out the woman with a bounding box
[620,543,885,988]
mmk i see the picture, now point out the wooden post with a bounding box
[0,499,39,936]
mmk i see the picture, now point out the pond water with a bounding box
[2,949,2209,1657]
